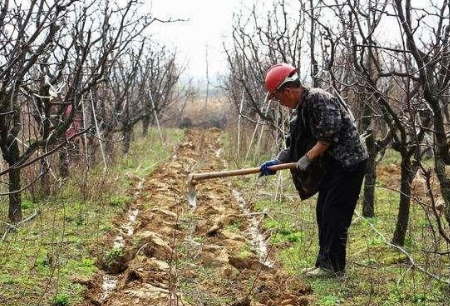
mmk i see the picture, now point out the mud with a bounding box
[82,129,311,306]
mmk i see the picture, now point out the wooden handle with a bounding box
[189,162,297,182]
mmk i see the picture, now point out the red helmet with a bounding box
[264,63,299,98]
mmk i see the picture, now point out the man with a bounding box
[260,63,368,277]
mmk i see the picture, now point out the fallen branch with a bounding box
[2,209,39,241]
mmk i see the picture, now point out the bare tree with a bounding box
[225,0,307,126]
[393,0,450,226]
[0,0,178,221]
[0,0,79,221]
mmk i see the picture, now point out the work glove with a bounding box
[296,154,312,171]
[259,159,280,176]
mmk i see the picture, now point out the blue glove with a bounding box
[259,159,280,176]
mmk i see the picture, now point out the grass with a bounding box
[233,169,450,305]
[0,128,184,306]
[221,125,450,305]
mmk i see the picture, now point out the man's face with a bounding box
[273,88,298,109]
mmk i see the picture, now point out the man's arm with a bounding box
[296,141,330,171]
[306,141,330,160]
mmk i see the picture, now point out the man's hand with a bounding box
[296,155,312,171]
[259,159,280,176]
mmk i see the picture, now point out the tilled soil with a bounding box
[82,129,311,306]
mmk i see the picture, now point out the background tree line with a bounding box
[0,0,187,223]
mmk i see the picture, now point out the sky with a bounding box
[149,0,260,83]
[148,0,435,84]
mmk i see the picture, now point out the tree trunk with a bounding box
[59,148,69,178]
[122,126,132,154]
[70,140,81,162]
[392,158,417,246]
[309,0,319,87]
[86,135,98,167]
[142,115,150,136]
[434,154,450,226]
[441,96,450,126]
[8,167,22,222]
[40,159,51,197]
[7,138,22,222]
[102,129,114,159]
[362,134,376,217]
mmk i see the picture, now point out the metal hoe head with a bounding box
[187,173,197,207]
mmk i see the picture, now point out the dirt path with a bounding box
[83,129,311,306]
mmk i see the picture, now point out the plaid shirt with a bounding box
[277,88,368,170]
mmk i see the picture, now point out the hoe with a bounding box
[187,162,297,206]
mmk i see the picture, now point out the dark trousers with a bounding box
[315,157,366,273]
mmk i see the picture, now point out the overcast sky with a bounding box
[148,0,434,83]
[149,0,260,82]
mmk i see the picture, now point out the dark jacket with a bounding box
[276,88,368,200]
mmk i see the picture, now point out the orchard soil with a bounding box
[80,129,312,306]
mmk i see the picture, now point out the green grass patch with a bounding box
[52,293,70,306]
[237,243,252,259]
[104,246,125,269]
[224,219,242,232]
[108,195,132,207]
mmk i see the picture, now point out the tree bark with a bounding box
[102,129,113,159]
[59,148,69,178]
[122,126,132,154]
[8,167,22,223]
[360,89,377,217]
[310,0,319,87]
[142,115,150,136]
[40,159,51,197]
[7,138,22,222]
[363,134,376,218]
[434,154,450,226]
[392,158,417,246]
